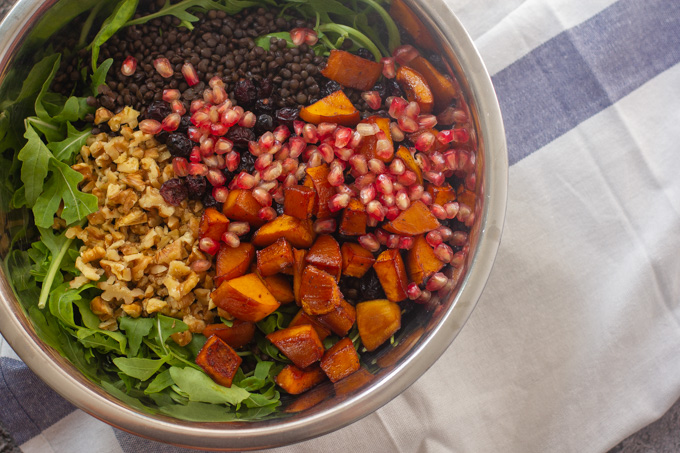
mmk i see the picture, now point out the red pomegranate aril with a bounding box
[258,181,277,193]
[281,158,298,176]
[162,89,181,103]
[213,186,229,203]
[262,162,283,181]
[259,131,275,150]
[434,243,453,263]
[313,219,337,234]
[327,164,345,187]
[452,128,470,144]
[222,232,241,248]
[171,100,186,115]
[211,120,230,136]
[359,184,376,205]
[385,205,400,220]
[366,200,386,221]
[182,62,199,86]
[426,273,448,291]
[395,190,410,210]
[190,100,205,114]
[189,147,201,163]
[424,171,445,186]
[389,159,406,176]
[376,174,394,195]
[444,202,460,219]
[206,169,226,187]
[334,126,353,148]
[283,174,297,188]
[418,114,438,129]
[199,137,215,156]
[398,236,414,250]
[430,152,446,171]
[228,222,250,236]
[335,147,353,161]
[376,138,394,160]
[199,237,220,255]
[219,109,238,127]
[222,151,238,172]
[304,29,319,45]
[121,56,137,76]
[349,155,368,175]
[252,187,273,206]
[162,114,181,132]
[271,125,290,142]
[356,122,378,137]
[368,158,386,174]
[388,97,408,118]
[258,207,277,221]
[398,115,418,133]
[316,122,337,138]
[234,172,257,189]
[457,203,472,222]
[293,121,305,136]
[153,58,173,78]
[350,130,363,148]
[336,184,355,197]
[381,193,395,207]
[393,44,419,65]
[295,163,307,181]
[302,124,319,143]
[420,192,433,205]
[248,141,262,157]
[381,57,396,79]
[317,143,334,163]
[208,76,225,89]
[172,157,189,178]
[188,163,208,177]
[430,203,447,220]
[389,122,405,142]
[191,110,209,127]
[290,28,307,46]
[425,230,443,247]
[386,234,399,249]
[239,111,256,128]
[189,259,212,273]
[287,137,305,158]
[212,138,231,155]
[272,186,284,204]
[254,154,273,172]
[203,155,219,168]
[437,129,454,145]
[465,173,477,191]
[374,229,389,245]
[358,234,381,253]
[404,101,420,120]
[139,119,162,135]
[362,91,382,110]
[438,226,453,242]
[414,289,431,305]
[406,184,424,201]
[354,173,376,189]
[212,86,228,104]
[406,282,422,300]
[414,131,435,152]
[328,193,350,212]
[397,170,418,187]
[443,150,457,170]
[451,251,466,268]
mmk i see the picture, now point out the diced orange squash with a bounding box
[222,189,266,227]
[299,265,343,315]
[266,324,324,369]
[215,242,255,285]
[426,183,457,206]
[339,198,368,236]
[292,248,307,305]
[284,384,330,413]
[304,164,336,220]
[396,66,434,114]
[275,364,327,395]
[407,234,444,285]
[373,249,409,302]
[334,367,374,396]
[199,207,230,242]
[320,50,382,91]
[305,234,342,280]
[289,309,331,340]
[390,0,438,51]
[211,273,280,322]
[409,56,457,112]
[382,200,440,235]
[256,237,294,277]
[284,185,316,219]
[299,90,361,126]
[358,116,393,163]
[195,335,242,388]
[202,320,256,350]
[252,215,316,249]
[341,242,376,278]
[320,338,360,383]
[356,299,402,351]
[396,145,423,185]
[457,185,476,208]
[260,273,295,304]
[316,298,356,337]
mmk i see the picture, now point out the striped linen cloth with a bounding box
[3,0,680,451]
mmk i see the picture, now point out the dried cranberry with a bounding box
[225,125,255,149]
[145,101,172,122]
[201,191,221,210]
[255,114,274,135]
[234,79,257,107]
[177,116,192,133]
[274,202,284,216]
[166,133,193,159]
[159,178,188,206]
[222,169,237,185]
[257,78,274,98]
[357,268,386,300]
[185,175,207,199]
[320,80,343,98]
[255,98,275,114]
[385,79,404,98]
[373,82,388,100]
[274,108,299,129]
[155,131,169,144]
[237,151,257,174]
[355,48,375,61]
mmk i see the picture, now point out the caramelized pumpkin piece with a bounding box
[222,189,266,227]
[356,299,402,351]
[320,338,360,383]
[288,309,331,340]
[202,320,256,350]
[305,234,342,280]
[292,248,307,305]
[299,265,343,315]
[390,0,438,51]
[382,200,440,235]
[252,215,316,248]
[409,56,457,112]
[299,90,361,126]
[316,299,356,337]
[320,50,382,91]
[260,273,295,304]
[341,242,376,278]
[457,184,476,208]
[339,198,368,236]
[199,207,230,242]
[304,164,336,220]
[407,234,444,285]
[211,273,280,322]
[396,145,423,185]
[426,182,457,206]
[276,364,327,395]
[257,237,294,277]
[357,116,393,163]
[284,185,316,220]
[196,335,242,387]
[373,248,409,302]
[396,66,434,114]
[266,324,324,369]
[215,242,255,285]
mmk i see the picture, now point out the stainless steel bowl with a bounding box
[0,0,507,450]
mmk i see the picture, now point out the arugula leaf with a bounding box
[124,0,264,30]
[113,356,169,381]
[48,283,93,328]
[119,317,155,356]
[90,58,113,96]
[145,369,174,394]
[158,402,238,422]
[91,0,139,71]
[101,381,155,414]
[76,328,127,354]
[47,123,91,162]
[169,366,250,405]
[35,225,82,309]
[254,32,294,50]
[17,124,52,206]
[1,54,60,111]
[153,314,189,346]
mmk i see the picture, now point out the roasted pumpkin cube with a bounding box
[266,324,324,369]
[252,215,316,248]
[390,0,438,51]
[356,299,402,351]
[409,56,457,112]
[373,249,409,302]
[199,207,230,242]
[202,320,256,350]
[396,66,434,114]
[304,164,336,220]
[333,367,374,396]
[305,234,342,280]
[358,116,393,163]
[257,237,294,277]
[339,199,368,236]
[260,273,295,304]
[407,234,444,285]
[426,183,457,206]
[292,248,307,305]
[222,189,266,227]
[284,185,316,219]
[211,273,280,322]
[316,299,356,337]
[341,242,376,278]
[320,338,360,383]
[289,309,332,340]
[275,364,327,395]
[320,50,383,91]
[299,265,343,315]
[457,185,476,208]
[195,335,242,388]
[383,200,440,235]
[215,242,255,285]
[299,90,361,126]
[396,145,423,185]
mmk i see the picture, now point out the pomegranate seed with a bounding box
[258,206,276,221]
[153,57,173,78]
[349,155,368,175]
[444,202,460,219]
[170,100,186,115]
[258,181,277,192]
[368,158,386,174]
[335,147,354,161]
[304,29,319,45]
[262,162,283,181]
[385,205,400,220]
[362,91,382,110]
[218,109,238,127]
[430,204,447,220]
[199,237,219,256]
[203,155,219,168]
[336,184,355,197]
[426,273,448,291]
[404,102,420,120]
[328,193,350,212]
[212,86,228,104]
[228,222,250,236]
[222,232,241,248]
[366,200,386,221]
[283,174,297,188]
[199,137,215,157]
[235,172,257,189]
[190,259,212,273]
[437,227,453,243]
[288,137,306,158]
[354,173,376,188]
[397,170,418,187]
[388,97,408,118]
[375,229,389,245]
[162,89,181,103]
[272,186,285,204]
[211,138,231,156]
[434,244,453,263]
[421,192,433,205]
[389,122,405,142]
[398,236,414,250]
[188,163,208,177]
[182,62,199,86]
[414,131,435,152]
[457,203,472,222]
[190,100,205,114]
[252,187,273,206]
[398,115,418,133]
[255,154,273,172]
[222,151,239,172]
[239,111,256,128]
[359,184,376,205]
[452,128,469,144]
[272,125,290,142]
[259,132,275,151]
[466,173,477,191]
[386,234,400,249]
[334,127,353,148]
[248,141,262,157]
[295,163,307,180]
[206,169,226,186]
[213,186,229,203]
[191,110,209,127]
[189,147,201,163]
[293,121,305,136]
[160,113,180,132]
[443,151,457,171]
[381,193,395,207]
[381,57,396,79]
[327,164,345,187]
[356,122,379,136]
[318,143,334,163]
[358,234,380,253]
[290,28,307,46]
[430,153,446,171]
[208,76,224,89]
[302,124,319,143]
[314,219,337,234]
[316,122,337,138]
[451,251,466,268]
[389,159,406,176]
[395,190,410,210]
[121,56,137,76]
[350,131,363,148]
[437,129,454,145]
[424,171,445,186]
[406,283,422,300]
[408,184,425,201]
[418,114,438,129]
[172,157,189,178]
[393,44,419,65]
[414,289,432,304]
[139,119,162,135]
[376,174,394,194]
[376,138,394,160]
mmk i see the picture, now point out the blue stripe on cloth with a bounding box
[0,357,75,444]
[492,0,680,165]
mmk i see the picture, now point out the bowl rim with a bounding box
[0,0,508,449]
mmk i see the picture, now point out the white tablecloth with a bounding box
[2,0,680,451]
